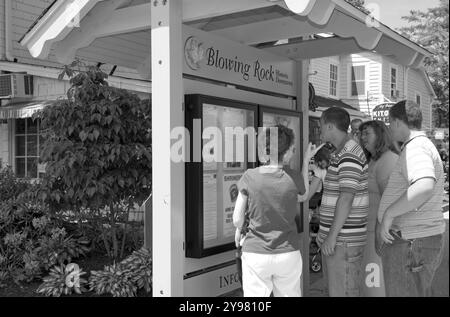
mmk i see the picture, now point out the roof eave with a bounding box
[19,0,67,47]
[330,0,432,57]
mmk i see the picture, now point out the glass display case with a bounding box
[185,96,304,258]
[185,95,257,258]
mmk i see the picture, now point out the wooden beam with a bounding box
[327,10,382,50]
[182,0,280,22]
[23,0,103,59]
[212,16,324,45]
[151,0,184,297]
[264,37,365,60]
[296,58,310,297]
[307,0,335,25]
[54,0,131,64]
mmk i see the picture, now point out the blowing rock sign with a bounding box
[183,26,297,97]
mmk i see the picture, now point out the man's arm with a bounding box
[380,178,435,243]
[384,177,435,218]
[328,192,355,239]
[380,143,437,243]
[321,191,354,256]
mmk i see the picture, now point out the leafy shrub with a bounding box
[89,262,137,297]
[0,167,30,202]
[0,171,90,284]
[37,62,152,260]
[37,263,88,297]
[35,228,90,271]
[120,247,152,293]
[88,247,151,297]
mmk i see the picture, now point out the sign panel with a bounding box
[184,263,240,297]
[223,173,243,238]
[183,26,297,97]
[435,131,445,140]
[372,103,394,125]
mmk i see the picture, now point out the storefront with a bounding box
[18,0,432,296]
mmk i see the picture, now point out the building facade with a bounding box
[309,52,436,130]
[0,0,150,174]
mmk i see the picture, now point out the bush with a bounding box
[89,262,137,297]
[88,247,151,297]
[0,170,90,284]
[37,263,88,297]
[37,62,152,260]
[0,167,30,202]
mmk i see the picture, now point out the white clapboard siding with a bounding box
[310,56,341,99]
[338,53,382,113]
[407,68,433,130]
[33,76,68,100]
[381,56,406,101]
[0,1,5,52]
[5,0,145,81]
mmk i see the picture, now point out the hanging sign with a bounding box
[372,103,394,125]
[183,26,297,97]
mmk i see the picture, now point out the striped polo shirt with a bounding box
[378,132,446,239]
[317,139,369,247]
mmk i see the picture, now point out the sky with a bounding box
[366,0,441,30]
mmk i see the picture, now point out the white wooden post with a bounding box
[151,0,184,297]
[296,59,310,297]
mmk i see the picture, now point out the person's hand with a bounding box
[321,235,336,256]
[304,143,325,162]
[235,228,242,248]
[380,214,394,244]
[375,221,384,256]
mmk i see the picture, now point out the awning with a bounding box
[309,95,368,120]
[0,100,57,119]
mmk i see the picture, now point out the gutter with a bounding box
[5,0,14,61]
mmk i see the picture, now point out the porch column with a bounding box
[296,59,310,296]
[151,0,184,297]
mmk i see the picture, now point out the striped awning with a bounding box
[0,100,57,119]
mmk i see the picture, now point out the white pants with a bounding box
[241,250,302,297]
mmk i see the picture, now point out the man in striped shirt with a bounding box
[377,100,446,297]
[317,107,369,297]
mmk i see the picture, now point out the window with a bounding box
[329,64,338,97]
[390,67,397,98]
[416,93,421,106]
[14,118,43,179]
[350,65,365,96]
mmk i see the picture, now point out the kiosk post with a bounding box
[151,0,184,297]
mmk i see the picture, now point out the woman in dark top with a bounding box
[232,124,320,297]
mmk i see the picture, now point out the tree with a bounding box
[345,0,370,15]
[399,0,449,128]
[36,62,152,259]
